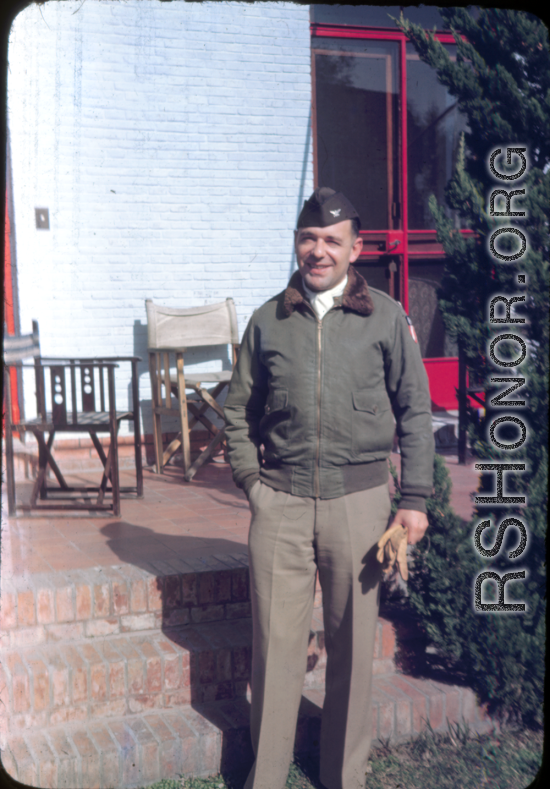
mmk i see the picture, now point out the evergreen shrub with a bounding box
[388,7,547,729]
[387,455,543,727]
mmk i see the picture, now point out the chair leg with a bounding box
[159,397,213,469]
[176,354,191,475]
[97,437,120,515]
[109,417,121,520]
[96,450,111,506]
[152,409,164,474]
[34,431,69,492]
[134,433,144,495]
[38,436,47,500]
[184,427,227,482]
[90,432,110,505]
[131,359,144,497]
[30,432,56,505]
[133,429,143,495]
[4,370,17,516]
[149,352,163,475]
[161,433,183,467]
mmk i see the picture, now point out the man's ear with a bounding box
[349,234,363,264]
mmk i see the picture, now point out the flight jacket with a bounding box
[224,266,434,512]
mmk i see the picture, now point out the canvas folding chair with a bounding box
[145,298,239,482]
[3,321,143,517]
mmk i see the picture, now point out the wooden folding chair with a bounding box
[145,298,239,481]
[3,321,143,517]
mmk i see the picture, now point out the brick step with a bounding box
[1,622,250,737]
[303,671,493,746]
[1,558,252,650]
[1,612,397,737]
[305,609,397,688]
[1,673,493,789]
[1,701,254,788]
[1,560,397,663]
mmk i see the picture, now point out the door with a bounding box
[312,23,471,411]
[313,36,402,301]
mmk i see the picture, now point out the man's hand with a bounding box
[376,523,409,579]
[389,509,429,545]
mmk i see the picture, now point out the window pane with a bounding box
[408,261,457,358]
[310,4,458,30]
[313,38,399,230]
[310,5,478,31]
[406,44,468,230]
[354,262,392,297]
[401,7,446,29]
[311,5,402,28]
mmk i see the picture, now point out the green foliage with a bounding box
[397,7,549,440]
[140,780,185,789]
[406,456,481,663]
[365,722,543,789]
[391,455,544,727]
[393,7,547,727]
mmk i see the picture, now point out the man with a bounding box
[224,187,434,789]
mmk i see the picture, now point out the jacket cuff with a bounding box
[234,469,261,498]
[397,495,427,514]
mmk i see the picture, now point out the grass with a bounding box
[141,722,543,789]
[363,722,543,789]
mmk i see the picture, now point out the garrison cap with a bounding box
[297,187,361,230]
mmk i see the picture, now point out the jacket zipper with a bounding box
[315,317,322,497]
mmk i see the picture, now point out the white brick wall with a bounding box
[7,0,313,431]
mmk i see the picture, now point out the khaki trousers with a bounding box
[244,481,392,789]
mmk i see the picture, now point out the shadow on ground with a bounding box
[101,517,323,782]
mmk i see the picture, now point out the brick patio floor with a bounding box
[1,452,478,580]
[1,450,489,788]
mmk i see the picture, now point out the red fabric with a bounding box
[4,192,21,429]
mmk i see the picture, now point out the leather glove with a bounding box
[376,523,409,581]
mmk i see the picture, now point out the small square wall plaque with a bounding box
[35,208,50,229]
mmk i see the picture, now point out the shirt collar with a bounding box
[303,275,348,304]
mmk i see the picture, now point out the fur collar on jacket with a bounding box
[283,264,374,317]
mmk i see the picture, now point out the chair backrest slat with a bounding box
[70,363,78,424]
[3,332,40,364]
[40,362,117,422]
[163,352,171,408]
[50,365,68,426]
[80,363,96,412]
[36,363,47,420]
[146,298,239,350]
[99,366,106,412]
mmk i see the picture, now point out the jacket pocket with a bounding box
[264,389,288,415]
[351,390,394,456]
[260,389,290,444]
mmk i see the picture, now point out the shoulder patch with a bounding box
[405,314,418,343]
[395,300,418,343]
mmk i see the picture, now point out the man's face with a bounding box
[294,219,363,292]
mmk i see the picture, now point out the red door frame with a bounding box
[4,190,21,427]
[311,23,469,411]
